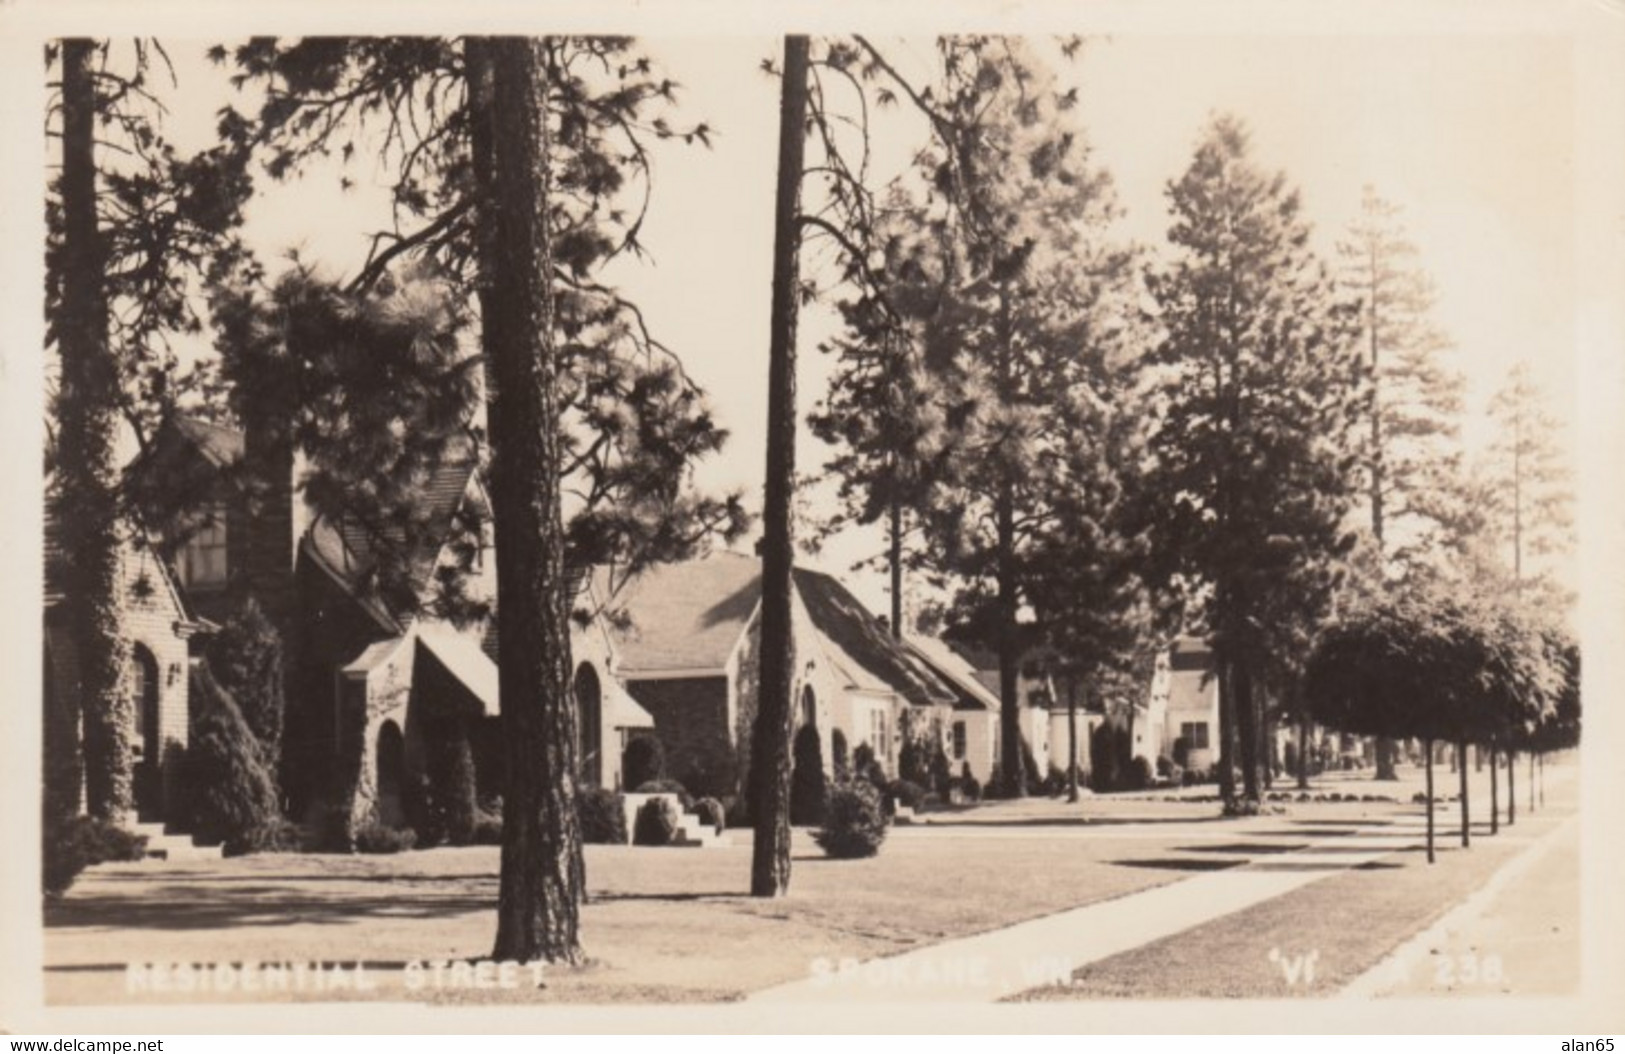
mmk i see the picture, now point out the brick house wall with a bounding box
[622,676,733,798]
[43,541,193,827]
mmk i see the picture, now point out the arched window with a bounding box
[575,664,603,787]
[130,644,160,763]
[376,721,405,826]
[800,684,817,730]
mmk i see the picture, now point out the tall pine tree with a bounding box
[466,36,584,966]
[1144,115,1362,811]
[1483,361,1575,610]
[50,39,133,822]
[1337,185,1467,778]
[833,38,1136,798]
[46,39,255,822]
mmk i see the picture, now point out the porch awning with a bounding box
[416,624,501,717]
[608,679,655,729]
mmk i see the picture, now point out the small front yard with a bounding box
[1013,800,1576,1000]
[45,822,1189,1005]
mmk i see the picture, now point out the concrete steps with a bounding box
[672,812,727,848]
[621,792,730,849]
[129,821,224,863]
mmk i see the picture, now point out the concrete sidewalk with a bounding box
[748,818,1411,1003]
[1343,803,1580,997]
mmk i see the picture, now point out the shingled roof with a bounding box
[608,551,763,674]
[904,634,999,711]
[606,551,957,707]
[792,568,958,708]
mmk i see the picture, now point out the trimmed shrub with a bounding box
[355,823,417,854]
[852,742,889,791]
[206,597,286,775]
[790,724,827,826]
[693,796,725,835]
[422,723,478,846]
[1127,755,1153,791]
[898,736,931,787]
[1041,764,1068,797]
[887,778,926,811]
[309,802,357,853]
[471,798,503,846]
[959,761,982,802]
[679,750,738,802]
[814,781,888,859]
[634,779,694,811]
[985,761,1007,799]
[830,728,850,783]
[180,666,282,855]
[633,796,680,847]
[43,817,148,897]
[930,744,953,801]
[228,817,304,857]
[578,786,627,845]
[621,735,665,791]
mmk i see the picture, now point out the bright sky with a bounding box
[112,30,1584,614]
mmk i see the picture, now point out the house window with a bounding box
[177,506,228,589]
[952,721,967,761]
[869,709,889,763]
[130,644,159,763]
[1181,721,1210,750]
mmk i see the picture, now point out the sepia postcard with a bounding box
[1,0,1622,1037]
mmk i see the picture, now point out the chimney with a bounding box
[228,417,298,632]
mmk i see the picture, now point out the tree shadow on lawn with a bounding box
[46,885,496,932]
[1179,843,1306,854]
[1109,858,1243,872]
[917,815,1230,829]
[588,890,745,905]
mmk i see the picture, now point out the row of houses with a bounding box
[43,416,1225,836]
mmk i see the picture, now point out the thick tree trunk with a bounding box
[1066,683,1080,804]
[1457,739,1470,848]
[995,481,1024,799]
[1375,735,1398,780]
[1489,743,1499,835]
[1235,658,1260,804]
[58,38,135,824]
[1507,748,1516,826]
[1529,752,1536,813]
[748,35,809,898]
[469,37,585,966]
[1423,738,1435,864]
[1216,656,1237,807]
[1259,690,1274,792]
[1297,709,1311,790]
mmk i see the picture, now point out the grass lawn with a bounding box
[45,826,1185,1005]
[1011,806,1576,1001]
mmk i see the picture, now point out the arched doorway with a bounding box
[376,720,405,827]
[130,645,161,819]
[575,664,603,787]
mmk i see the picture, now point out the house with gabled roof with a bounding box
[136,415,653,840]
[903,634,1001,783]
[606,551,961,801]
